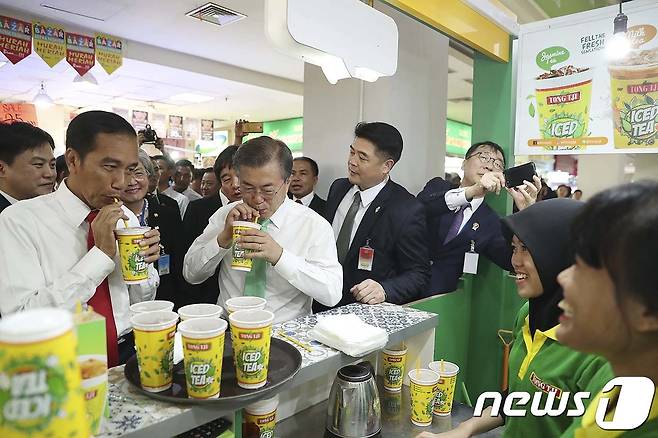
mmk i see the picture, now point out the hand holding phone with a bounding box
[503,162,537,188]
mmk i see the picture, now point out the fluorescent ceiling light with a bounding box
[32,82,54,108]
[169,92,214,103]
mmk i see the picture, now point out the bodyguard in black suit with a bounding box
[0,122,56,214]
[316,122,430,311]
[418,141,541,296]
[182,146,241,305]
[288,156,326,217]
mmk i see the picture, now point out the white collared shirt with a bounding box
[0,189,18,205]
[183,198,342,323]
[219,190,230,207]
[444,188,485,233]
[293,191,315,207]
[0,181,159,336]
[182,187,202,202]
[163,187,190,218]
[332,177,389,246]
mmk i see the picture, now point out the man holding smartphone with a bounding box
[417,141,541,295]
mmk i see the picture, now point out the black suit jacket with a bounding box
[316,178,430,311]
[145,195,186,309]
[0,194,11,214]
[181,193,224,305]
[417,177,512,295]
[308,194,327,217]
[153,191,179,212]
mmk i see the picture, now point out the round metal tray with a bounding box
[124,337,302,406]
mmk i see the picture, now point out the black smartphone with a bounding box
[503,162,537,188]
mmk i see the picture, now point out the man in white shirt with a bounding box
[184,136,342,323]
[0,121,56,213]
[173,159,202,202]
[0,110,161,367]
[153,154,189,218]
[288,156,326,217]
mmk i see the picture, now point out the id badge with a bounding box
[158,253,170,276]
[358,242,374,271]
[463,240,479,274]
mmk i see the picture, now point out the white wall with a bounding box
[576,154,631,200]
[302,1,449,197]
[35,105,76,156]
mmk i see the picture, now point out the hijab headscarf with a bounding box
[502,198,583,334]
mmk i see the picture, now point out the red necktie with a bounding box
[86,210,120,367]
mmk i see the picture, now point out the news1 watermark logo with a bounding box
[474,377,655,430]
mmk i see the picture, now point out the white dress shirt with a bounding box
[293,191,315,207]
[183,198,342,323]
[182,187,202,202]
[0,189,18,205]
[163,187,190,218]
[0,181,159,336]
[332,177,389,245]
[444,188,485,233]
[219,190,230,206]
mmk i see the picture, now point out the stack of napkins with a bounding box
[310,314,388,357]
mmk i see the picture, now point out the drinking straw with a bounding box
[440,359,445,374]
[113,197,129,228]
[75,301,82,314]
[277,330,313,352]
[415,357,420,376]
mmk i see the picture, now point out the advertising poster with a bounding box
[95,33,122,75]
[168,115,183,138]
[131,110,148,131]
[184,118,199,140]
[0,15,32,64]
[200,119,214,141]
[515,1,658,155]
[0,103,38,125]
[33,21,65,67]
[66,32,95,76]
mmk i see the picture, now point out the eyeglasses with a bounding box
[467,152,505,171]
[240,181,286,200]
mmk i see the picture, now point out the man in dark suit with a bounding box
[417,141,540,296]
[148,157,181,212]
[316,122,430,312]
[181,145,240,305]
[288,156,326,216]
[0,122,56,213]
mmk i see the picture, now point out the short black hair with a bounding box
[152,154,175,170]
[175,159,194,173]
[294,156,319,177]
[464,141,506,167]
[233,136,292,180]
[557,184,572,198]
[0,121,55,165]
[192,168,206,180]
[572,181,658,314]
[213,145,239,180]
[55,155,68,176]
[574,189,582,194]
[354,122,403,162]
[66,110,136,160]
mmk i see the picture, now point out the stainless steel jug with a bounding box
[326,362,381,438]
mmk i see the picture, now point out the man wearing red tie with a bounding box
[0,111,161,367]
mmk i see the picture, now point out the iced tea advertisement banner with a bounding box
[66,32,95,76]
[95,32,122,75]
[33,22,65,68]
[0,15,32,64]
[515,1,658,155]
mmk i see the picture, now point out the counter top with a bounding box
[277,377,503,437]
[99,303,438,437]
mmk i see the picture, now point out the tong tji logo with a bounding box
[474,377,655,430]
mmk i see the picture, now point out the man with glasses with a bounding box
[418,141,540,295]
[183,136,342,323]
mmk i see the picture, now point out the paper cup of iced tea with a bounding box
[130,300,174,317]
[225,297,267,315]
[131,311,178,392]
[408,368,440,427]
[229,310,274,389]
[231,221,261,271]
[382,346,407,392]
[79,354,108,434]
[115,226,151,284]
[178,303,224,321]
[429,361,460,416]
[243,395,279,438]
[178,317,228,399]
[0,309,89,437]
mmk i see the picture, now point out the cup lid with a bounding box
[338,364,372,383]
[0,308,73,343]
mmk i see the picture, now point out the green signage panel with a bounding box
[245,117,303,152]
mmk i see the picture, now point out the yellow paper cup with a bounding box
[381,389,402,419]
[229,310,274,389]
[130,300,174,317]
[115,226,151,284]
[243,395,279,438]
[79,354,108,435]
[178,317,228,399]
[0,308,89,437]
[225,297,267,315]
[178,303,224,321]
[429,361,460,416]
[382,347,407,392]
[231,221,261,272]
[408,368,440,427]
[131,311,178,392]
